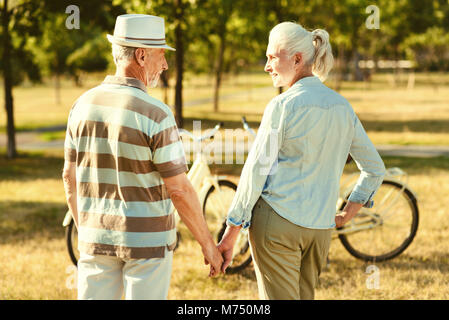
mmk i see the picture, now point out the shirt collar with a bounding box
[102,75,147,93]
[290,75,322,89]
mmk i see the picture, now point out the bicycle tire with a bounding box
[203,180,238,237]
[338,179,419,262]
[174,231,181,251]
[203,180,252,274]
[65,219,79,266]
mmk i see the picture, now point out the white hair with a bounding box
[269,22,334,81]
[111,44,136,65]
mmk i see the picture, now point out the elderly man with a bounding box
[62,14,223,300]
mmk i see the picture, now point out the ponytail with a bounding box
[311,29,334,81]
[269,22,334,82]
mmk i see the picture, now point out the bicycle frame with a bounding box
[174,152,229,225]
[175,123,232,226]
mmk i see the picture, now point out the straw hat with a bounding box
[107,14,175,51]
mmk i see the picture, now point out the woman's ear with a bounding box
[295,52,302,65]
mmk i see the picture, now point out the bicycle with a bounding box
[212,117,419,270]
[62,122,239,268]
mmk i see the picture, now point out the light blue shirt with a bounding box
[227,76,386,230]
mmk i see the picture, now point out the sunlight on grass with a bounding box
[0,150,448,299]
[1,71,449,299]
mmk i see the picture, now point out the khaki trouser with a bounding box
[249,197,332,300]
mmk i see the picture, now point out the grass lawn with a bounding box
[1,72,449,146]
[0,149,448,300]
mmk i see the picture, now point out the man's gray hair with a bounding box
[112,44,136,65]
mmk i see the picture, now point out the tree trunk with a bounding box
[2,0,16,158]
[213,32,225,112]
[334,45,345,92]
[55,73,61,105]
[174,0,184,128]
[352,49,364,81]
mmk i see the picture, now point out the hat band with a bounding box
[115,35,166,45]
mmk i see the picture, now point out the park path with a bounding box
[1,129,449,158]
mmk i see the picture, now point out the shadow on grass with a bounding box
[0,151,64,181]
[230,264,257,281]
[0,151,66,244]
[0,200,66,244]
[345,156,449,174]
[361,119,449,133]
[325,252,449,275]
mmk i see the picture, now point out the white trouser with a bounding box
[77,250,173,300]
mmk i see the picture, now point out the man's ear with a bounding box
[135,48,146,67]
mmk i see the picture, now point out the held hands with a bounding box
[203,244,224,277]
[215,225,242,274]
[203,225,241,277]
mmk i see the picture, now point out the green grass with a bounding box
[2,72,449,146]
[38,131,67,142]
[0,150,448,299]
[1,71,449,299]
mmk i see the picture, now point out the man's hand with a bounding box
[203,243,224,277]
[216,225,242,273]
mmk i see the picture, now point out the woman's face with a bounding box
[264,40,298,88]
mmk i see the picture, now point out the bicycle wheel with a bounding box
[174,231,181,251]
[65,219,79,266]
[203,179,252,274]
[203,180,237,239]
[338,180,419,262]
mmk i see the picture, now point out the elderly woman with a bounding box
[218,22,386,300]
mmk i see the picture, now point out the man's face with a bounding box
[143,48,168,88]
[264,41,297,88]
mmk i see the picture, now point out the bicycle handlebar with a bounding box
[179,122,223,142]
[241,117,256,137]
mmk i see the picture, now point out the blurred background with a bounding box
[0,0,448,299]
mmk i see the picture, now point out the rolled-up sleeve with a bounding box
[348,116,386,208]
[226,99,285,229]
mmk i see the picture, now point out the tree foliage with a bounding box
[2,0,449,158]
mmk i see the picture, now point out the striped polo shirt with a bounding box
[64,75,188,259]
